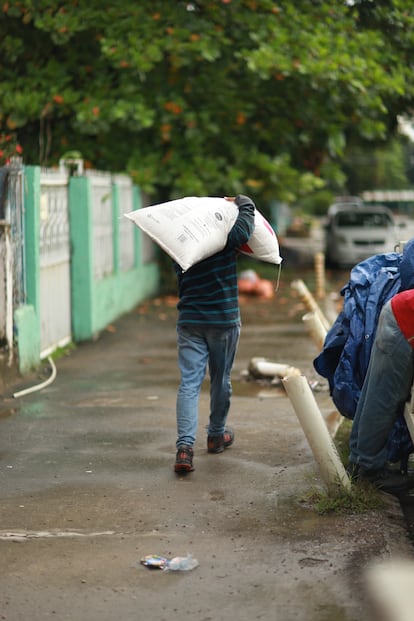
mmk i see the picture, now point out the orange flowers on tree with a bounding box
[0,133,23,165]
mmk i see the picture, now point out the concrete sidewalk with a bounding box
[0,283,412,621]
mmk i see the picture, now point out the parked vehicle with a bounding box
[325,202,398,267]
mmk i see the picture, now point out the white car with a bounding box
[325,203,398,268]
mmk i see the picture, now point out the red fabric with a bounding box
[391,289,414,347]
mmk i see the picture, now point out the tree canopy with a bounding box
[1,0,414,205]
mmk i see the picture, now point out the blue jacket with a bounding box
[314,241,414,463]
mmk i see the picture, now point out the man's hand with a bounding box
[224,196,235,202]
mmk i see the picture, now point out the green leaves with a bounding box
[1,0,414,202]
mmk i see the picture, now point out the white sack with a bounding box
[238,208,282,265]
[124,196,282,272]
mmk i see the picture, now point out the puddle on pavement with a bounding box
[278,500,325,536]
[19,401,50,419]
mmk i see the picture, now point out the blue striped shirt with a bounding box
[175,195,256,328]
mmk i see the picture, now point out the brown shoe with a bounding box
[174,445,194,473]
[207,428,234,454]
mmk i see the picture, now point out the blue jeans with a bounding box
[176,325,240,448]
[349,301,414,471]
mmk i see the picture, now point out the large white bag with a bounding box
[238,208,283,265]
[124,196,282,272]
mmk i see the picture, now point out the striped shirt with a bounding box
[175,195,256,328]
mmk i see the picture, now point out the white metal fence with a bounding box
[0,221,12,359]
[87,170,114,280]
[2,164,157,366]
[115,173,135,272]
[0,160,25,363]
[87,170,138,277]
[39,168,71,357]
[139,191,156,264]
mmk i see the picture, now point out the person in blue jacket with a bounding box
[348,289,414,495]
[173,195,255,474]
[314,238,414,493]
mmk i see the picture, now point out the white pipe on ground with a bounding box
[291,279,331,331]
[314,251,326,300]
[13,356,57,398]
[282,372,351,493]
[302,311,327,351]
[248,357,300,379]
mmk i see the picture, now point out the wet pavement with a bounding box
[0,269,413,621]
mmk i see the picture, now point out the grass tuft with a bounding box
[302,417,385,514]
[304,482,384,515]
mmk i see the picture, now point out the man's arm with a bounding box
[225,194,255,249]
